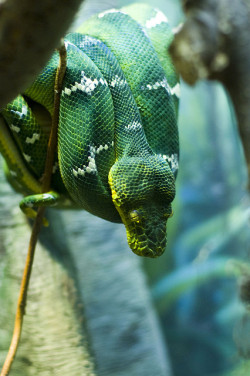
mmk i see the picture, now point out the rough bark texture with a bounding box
[0,0,83,109]
[170,0,250,185]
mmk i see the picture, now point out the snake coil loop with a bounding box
[0,4,179,257]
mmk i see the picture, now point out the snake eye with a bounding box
[129,210,140,223]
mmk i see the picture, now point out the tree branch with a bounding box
[170,0,250,186]
[0,0,83,109]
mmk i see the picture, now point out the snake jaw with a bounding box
[110,187,173,258]
[119,205,171,258]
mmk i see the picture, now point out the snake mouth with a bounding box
[112,202,170,258]
[125,218,167,258]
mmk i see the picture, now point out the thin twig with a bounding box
[42,39,67,192]
[0,40,67,376]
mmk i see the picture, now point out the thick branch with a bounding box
[0,0,83,109]
[170,0,250,184]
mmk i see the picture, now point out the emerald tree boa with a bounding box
[0,3,180,257]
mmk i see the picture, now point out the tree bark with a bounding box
[170,0,250,186]
[0,0,83,109]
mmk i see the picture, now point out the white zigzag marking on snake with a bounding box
[11,105,28,118]
[79,36,101,47]
[145,10,168,28]
[63,71,108,96]
[170,83,181,98]
[23,153,31,163]
[110,75,128,87]
[125,121,142,130]
[25,133,40,144]
[10,124,20,133]
[72,142,114,177]
[142,78,171,94]
[158,153,179,173]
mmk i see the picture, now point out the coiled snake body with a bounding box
[0,4,179,257]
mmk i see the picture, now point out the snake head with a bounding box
[108,155,176,258]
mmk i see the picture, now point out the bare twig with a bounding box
[0,42,67,376]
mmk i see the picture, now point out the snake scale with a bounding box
[0,3,179,257]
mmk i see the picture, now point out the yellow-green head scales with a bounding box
[109,155,175,257]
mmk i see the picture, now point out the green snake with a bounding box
[0,3,179,258]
